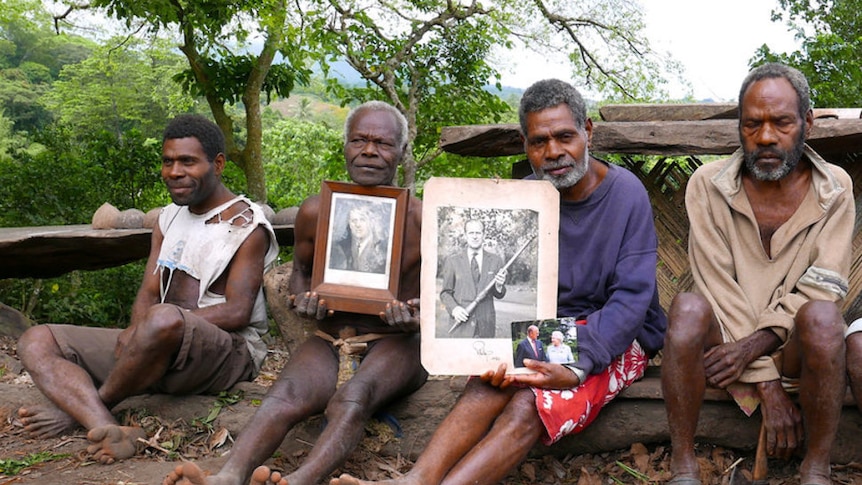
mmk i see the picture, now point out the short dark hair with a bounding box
[738,63,811,121]
[519,79,587,135]
[162,114,226,163]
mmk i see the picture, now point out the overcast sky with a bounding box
[498,0,801,102]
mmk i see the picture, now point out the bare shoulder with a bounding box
[294,195,322,239]
[296,194,322,223]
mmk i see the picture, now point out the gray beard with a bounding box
[743,135,806,182]
[538,147,589,190]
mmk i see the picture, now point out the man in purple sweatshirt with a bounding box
[331,78,666,485]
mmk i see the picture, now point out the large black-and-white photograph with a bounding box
[435,207,538,339]
[420,177,560,376]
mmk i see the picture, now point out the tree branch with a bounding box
[52,3,92,34]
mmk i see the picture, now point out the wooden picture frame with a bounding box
[311,181,408,315]
[419,177,560,375]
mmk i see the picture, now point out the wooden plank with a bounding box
[438,124,526,157]
[0,224,295,279]
[599,104,861,122]
[439,118,862,157]
[599,103,737,122]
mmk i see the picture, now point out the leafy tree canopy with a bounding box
[752,0,862,108]
[78,0,313,203]
[47,0,679,197]
[263,116,347,210]
[303,0,679,190]
[0,0,94,130]
[43,36,194,139]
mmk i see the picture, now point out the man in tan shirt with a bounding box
[662,63,854,485]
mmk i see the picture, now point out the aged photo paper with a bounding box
[420,177,559,375]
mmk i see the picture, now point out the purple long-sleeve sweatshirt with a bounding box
[553,162,667,376]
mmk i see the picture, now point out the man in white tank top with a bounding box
[16,114,278,465]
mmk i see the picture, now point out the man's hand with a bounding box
[379,298,419,332]
[452,306,470,323]
[507,359,580,390]
[480,362,514,389]
[757,380,803,459]
[705,329,782,389]
[290,291,333,320]
[494,269,507,290]
[704,341,752,388]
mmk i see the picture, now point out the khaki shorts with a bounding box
[47,310,256,395]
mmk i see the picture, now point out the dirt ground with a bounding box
[0,335,860,485]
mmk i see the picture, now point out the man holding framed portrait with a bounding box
[163,101,426,485]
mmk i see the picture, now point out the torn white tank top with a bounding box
[157,196,279,372]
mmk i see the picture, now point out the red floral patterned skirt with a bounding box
[532,340,647,445]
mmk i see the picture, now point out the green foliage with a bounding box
[89,0,315,202]
[0,66,52,131]
[415,153,519,195]
[0,109,17,161]
[43,37,192,139]
[262,117,347,210]
[0,263,144,326]
[193,390,244,430]
[173,53,305,106]
[751,0,862,107]
[0,127,164,227]
[0,0,95,130]
[0,451,70,475]
[0,259,144,327]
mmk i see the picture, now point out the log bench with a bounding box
[262,264,862,465]
[246,371,862,465]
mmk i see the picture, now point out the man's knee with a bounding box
[795,300,844,351]
[137,304,186,343]
[665,293,713,346]
[18,325,60,368]
[497,390,542,441]
[326,380,376,419]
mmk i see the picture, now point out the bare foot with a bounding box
[17,404,78,438]
[162,461,253,485]
[250,466,288,485]
[330,473,421,485]
[162,461,240,485]
[86,424,147,464]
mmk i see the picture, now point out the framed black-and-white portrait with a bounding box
[420,177,559,375]
[311,181,408,315]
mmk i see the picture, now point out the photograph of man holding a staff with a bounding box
[435,207,539,339]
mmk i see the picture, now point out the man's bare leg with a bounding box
[846,332,862,414]
[165,337,340,485]
[284,333,427,485]
[19,305,186,463]
[331,377,519,485]
[17,325,118,434]
[662,293,720,481]
[793,301,845,485]
[87,305,191,463]
[437,388,543,485]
